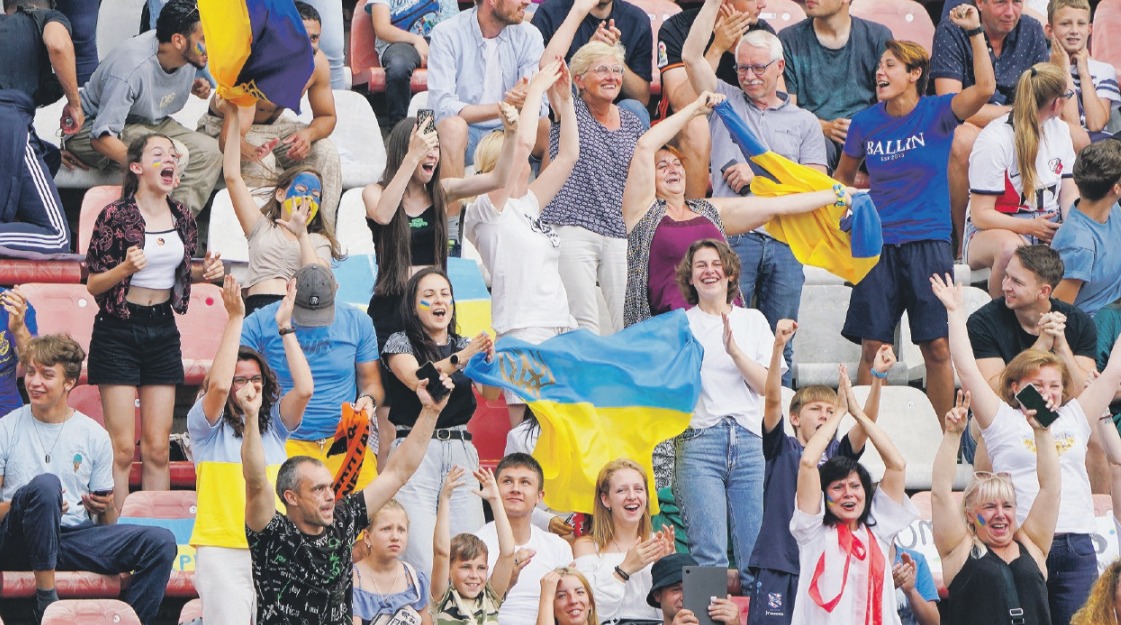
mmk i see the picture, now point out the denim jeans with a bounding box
[1046,533,1098,625]
[616,98,651,130]
[673,418,765,590]
[382,42,422,128]
[729,232,803,386]
[392,434,485,575]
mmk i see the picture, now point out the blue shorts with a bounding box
[748,567,796,625]
[843,240,953,345]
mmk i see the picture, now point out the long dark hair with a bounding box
[261,165,344,260]
[120,133,175,200]
[198,346,281,438]
[399,267,460,365]
[819,456,877,529]
[371,117,449,297]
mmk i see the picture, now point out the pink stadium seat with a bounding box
[850,0,935,53]
[179,598,203,624]
[77,186,122,256]
[1093,0,1121,76]
[41,599,141,625]
[120,491,199,598]
[730,595,749,624]
[628,0,682,98]
[17,283,97,377]
[759,0,806,33]
[178,282,228,384]
[0,571,121,600]
[351,0,429,93]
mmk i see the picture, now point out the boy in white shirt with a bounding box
[1046,0,1121,142]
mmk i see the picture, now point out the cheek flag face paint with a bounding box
[196,40,207,56]
[282,172,322,224]
[418,300,431,311]
[976,514,986,527]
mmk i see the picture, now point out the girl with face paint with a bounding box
[219,100,343,314]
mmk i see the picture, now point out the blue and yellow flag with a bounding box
[465,310,702,514]
[198,0,314,112]
[713,101,882,284]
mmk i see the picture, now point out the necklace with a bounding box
[369,561,403,597]
[31,411,71,463]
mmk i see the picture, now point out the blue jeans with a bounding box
[382,42,422,128]
[673,418,765,590]
[729,232,803,386]
[617,98,651,130]
[304,0,348,88]
[1046,533,1098,625]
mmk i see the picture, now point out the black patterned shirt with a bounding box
[248,494,368,625]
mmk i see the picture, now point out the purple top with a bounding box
[647,214,724,315]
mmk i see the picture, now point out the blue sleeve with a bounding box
[240,311,265,350]
[24,302,37,336]
[627,13,654,82]
[843,111,867,159]
[937,93,962,131]
[186,398,222,447]
[412,569,432,610]
[1053,226,1094,282]
[910,550,940,603]
[355,313,380,363]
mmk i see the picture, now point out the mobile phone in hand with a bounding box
[417,108,436,134]
[719,159,751,197]
[416,361,451,402]
[91,489,113,497]
[1016,384,1059,427]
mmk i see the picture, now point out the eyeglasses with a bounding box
[973,471,1012,481]
[232,375,264,386]
[589,64,625,77]
[734,60,778,76]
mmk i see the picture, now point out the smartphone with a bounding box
[683,566,727,625]
[417,108,436,134]
[1016,384,1059,427]
[91,489,113,497]
[416,361,451,402]
[719,159,751,196]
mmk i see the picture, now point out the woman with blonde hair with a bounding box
[540,40,646,335]
[1070,560,1121,625]
[934,273,1121,625]
[537,568,600,625]
[573,459,674,624]
[964,63,1079,297]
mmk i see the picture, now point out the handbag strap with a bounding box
[993,551,1027,625]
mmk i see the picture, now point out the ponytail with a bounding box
[1011,63,1065,199]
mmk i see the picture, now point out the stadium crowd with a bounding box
[2,0,1121,623]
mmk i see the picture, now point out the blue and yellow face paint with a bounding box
[281,172,321,225]
[975,514,987,527]
[418,300,431,311]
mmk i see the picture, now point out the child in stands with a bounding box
[352,499,433,625]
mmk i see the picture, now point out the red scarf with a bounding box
[808,523,885,625]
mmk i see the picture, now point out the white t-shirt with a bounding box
[573,550,661,622]
[685,306,781,434]
[476,521,573,625]
[0,406,114,528]
[480,38,505,111]
[966,113,1075,220]
[981,400,1094,534]
[463,192,574,334]
[790,489,918,625]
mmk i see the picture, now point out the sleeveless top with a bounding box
[353,561,430,623]
[945,541,1050,625]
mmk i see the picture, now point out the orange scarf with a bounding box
[808,523,885,625]
[328,403,371,500]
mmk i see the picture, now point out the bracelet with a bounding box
[832,183,847,209]
[964,26,984,38]
[870,369,888,379]
[278,326,296,336]
[614,565,631,581]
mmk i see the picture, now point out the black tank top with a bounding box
[407,205,437,266]
[945,541,1050,625]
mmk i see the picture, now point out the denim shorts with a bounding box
[87,303,184,386]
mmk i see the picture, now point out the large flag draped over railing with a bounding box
[465,310,703,515]
[198,0,315,112]
[713,101,883,284]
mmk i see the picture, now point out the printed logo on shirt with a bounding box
[1049,158,1063,175]
[865,132,927,163]
[657,41,668,69]
[1023,431,1076,455]
[159,93,178,110]
[409,216,430,229]
[767,592,783,611]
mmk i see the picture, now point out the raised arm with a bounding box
[1,288,33,365]
[681,0,721,95]
[528,62,579,207]
[931,273,1002,427]
[947,6,995,121]
[220,101,266,236]
[475,468,517,597]
[847,345,896,453]
[622,91,723,233]
[535,571,562,625]
[711,187,856,237]
[441,102,522,204]
[274,280,312,431]
[932,391,971,567]
[841,375,907,505]
[539,0,599,68]
[1019,418,1060,557]
[200,276,245,424]
[796,391,848,516]
[240,379,274,533]
[363,124,439,225]
[763,320,797,434]
[431,464,466,601]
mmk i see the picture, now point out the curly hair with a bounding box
[1071,558,1121,625]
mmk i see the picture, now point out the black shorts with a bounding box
[842,240,953,345]
[87,303,184,386]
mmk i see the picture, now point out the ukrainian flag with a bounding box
[198,0,315,112]
[465,310,703,515]
[713,101,882,284]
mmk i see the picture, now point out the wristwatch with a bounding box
[965,26,984,38]
[278,326,296,336]
[450,352,462,369]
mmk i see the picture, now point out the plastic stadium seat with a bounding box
[17,283,97,367]
[120,491,199,598]
[730,596,749,624]
[95,0,146,62]
[758,0,806,33]
[0,571,121,600]
[204,189,253,284]
[179,598,203,624]
[42,599,141,625]
[628,0,682,98]
[851,0,935,53]
[351,0,429,92]
[408,91,430,119]
[179,283,229,384]
[467,392,512,468]
[288,90,388,189]
[0,260,83,285]
[896,285,990,385]
[335,188,376,256]
[77,186,122,255]
[1093,0,1121,76]
[68,385,141,462]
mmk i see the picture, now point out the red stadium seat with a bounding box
[120,491,199,598]
[77,186,121,256]
[41,599,141,625]
[17,283,97,379]
[850,0,935,53]
[178,282,228,384]
[730,595,749,624]
[628,0,682,98]
[1093,0,1121,76]
[0,260,83,285]
[179,598,203,624]
[351,0,429,93]
[0,571,121,600]
[758,0,806,33]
